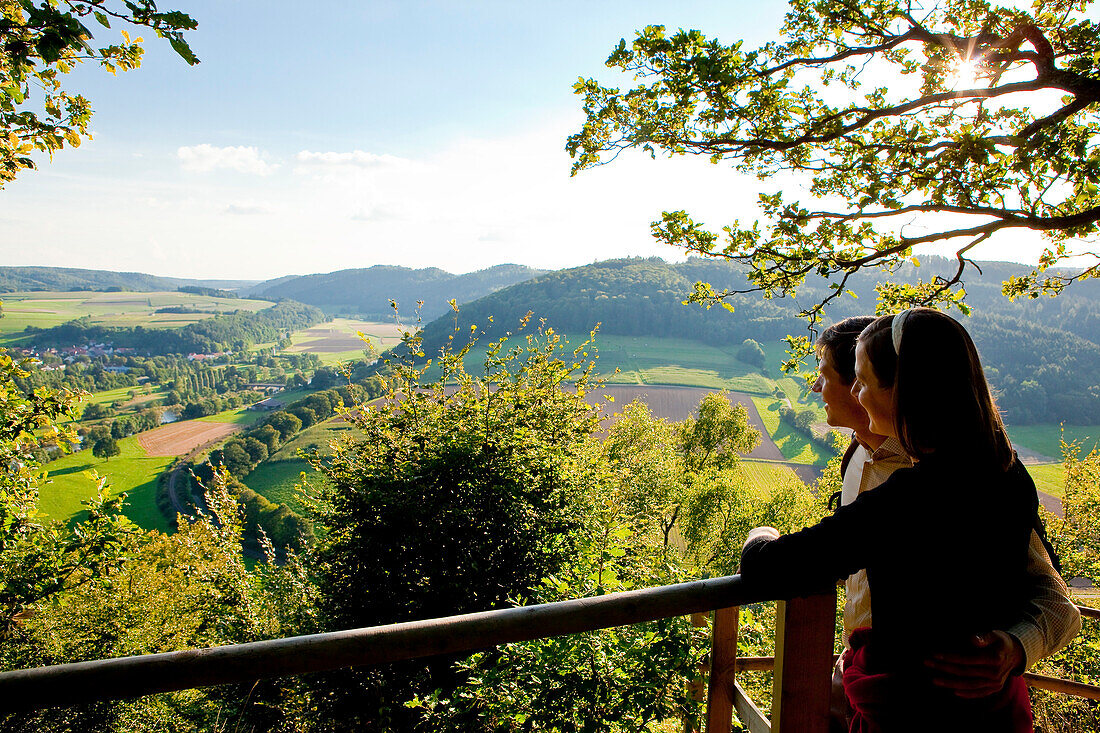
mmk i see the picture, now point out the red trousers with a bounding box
[842,628,1032,733]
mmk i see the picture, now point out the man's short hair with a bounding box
[815,316,876,385]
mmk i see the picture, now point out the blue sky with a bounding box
[0,1,1062,280]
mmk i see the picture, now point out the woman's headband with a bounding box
[891,309,912,354]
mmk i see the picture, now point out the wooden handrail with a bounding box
[2,586,1097,717]
[1077,604,1100,620]
[0,574,764,713]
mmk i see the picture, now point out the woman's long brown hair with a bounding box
[858,308,1013,470]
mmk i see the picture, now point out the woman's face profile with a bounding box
[852,340,897,439]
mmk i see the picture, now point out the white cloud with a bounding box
[224,203,270,215]
[177,144,278,175]
[295,150,410,169]
[10,115,1061,281]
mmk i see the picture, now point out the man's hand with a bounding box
[925,630,1025,698]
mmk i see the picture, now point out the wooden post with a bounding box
[705,606,740,733]
[770,592,836,733]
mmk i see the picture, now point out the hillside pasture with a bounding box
[245,420,355,508]
[41,437,172,531]
[448,332,772,393]
[1007,424,1100,462]
[0,290,273,343]
[243,459,317,512]
[1028,463,1066,500]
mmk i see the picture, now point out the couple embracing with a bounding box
[739,309,1081,732]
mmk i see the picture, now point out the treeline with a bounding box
[21,351,321,415]
[189,376,386,549]
[417,258,805,351]
[0,265,257,293]
[24,299,324,354]
[412,256,1100,425]
[177,285,238,298]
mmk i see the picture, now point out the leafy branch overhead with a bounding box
[0,0,198,186]
[568,0,1100,327]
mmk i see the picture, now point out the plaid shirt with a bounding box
[840,438,1080,668]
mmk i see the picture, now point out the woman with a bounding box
[740,308,1037,732]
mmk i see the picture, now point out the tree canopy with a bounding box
[1,0,198,187]
[568,0,1100,334]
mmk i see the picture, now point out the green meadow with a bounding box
[1028,463,1066,500]
[449,332,780,394]
[1007,424,1100,460]
[198,407,265,425]
[40,437,173,532]
[244,421,355,509]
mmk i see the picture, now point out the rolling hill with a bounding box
[250,263,547,320]
[0,266,258,293]
[410,256,1100,426]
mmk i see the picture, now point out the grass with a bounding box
[740,460,801,491]
[198,407,265,425]
[243,459,317,512]
[80,384,162,409]
[1028,463,1066,499]
[270,420,355,461]
[1006,424,1100,460]
[0,290,273,342]
[750,396,833,465]
[245,420,356,509]
[448,332,780,394]
[40,437,173,532]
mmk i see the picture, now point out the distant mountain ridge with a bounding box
[0,266,258,293]
[252,264,548,321]
[411,255,1100,425]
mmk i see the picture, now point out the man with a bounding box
[811,316,1080,726]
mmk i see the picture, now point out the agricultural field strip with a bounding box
[0,290,274,336]
[284,319,405,354]
[137,420,242,456]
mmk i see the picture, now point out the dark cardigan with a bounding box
[740,452,1038,675]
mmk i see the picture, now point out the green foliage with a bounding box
[0,350,137,638]
[1,468,318,732]
[302,320,603,729]
[413,526,709,732]
[1046,442,1100,584]
[0,1,197,187]
[737,338,766,368]
[91,435,119,460]
[1031,441,1100,731]
[569,2,1100,329]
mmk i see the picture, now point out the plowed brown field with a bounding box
[137,421,241,456]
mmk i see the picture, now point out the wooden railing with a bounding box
[0,577,1097,732]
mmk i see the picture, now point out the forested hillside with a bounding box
[416,257,1100,424]
[0,266,257,293]
[252,263,546,320]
